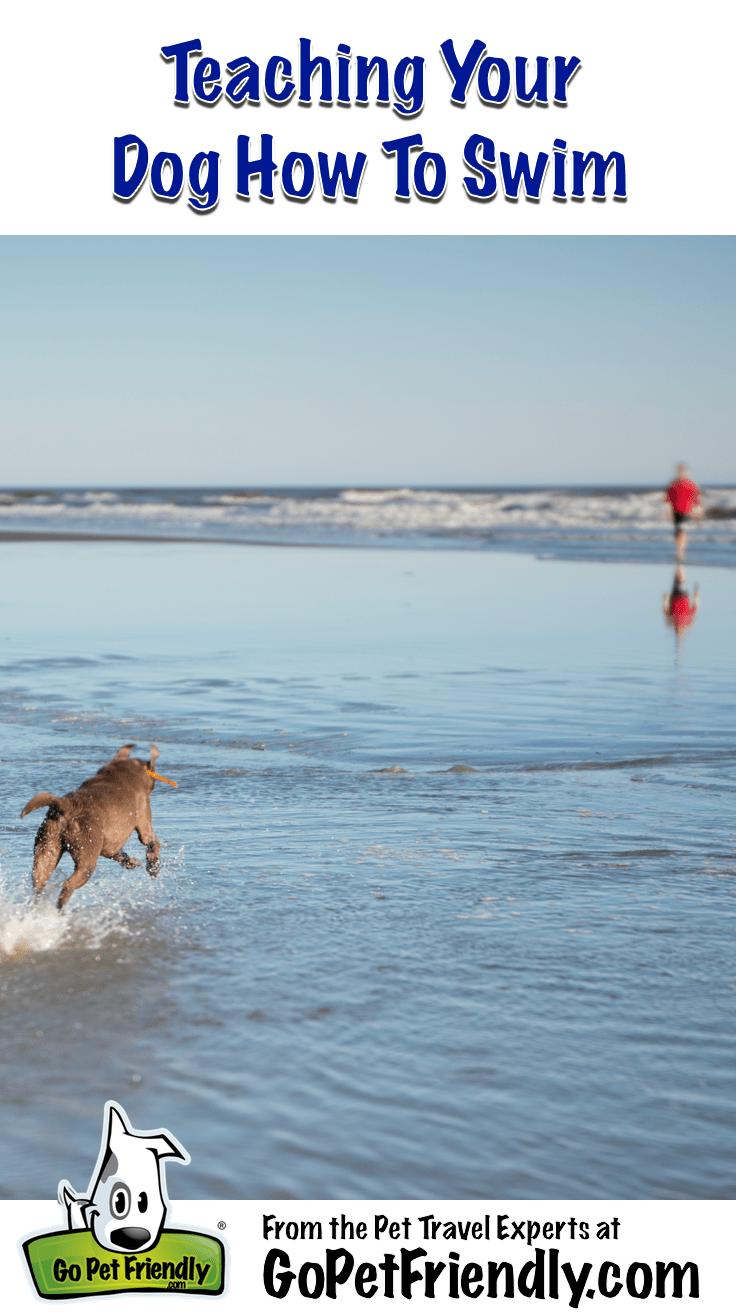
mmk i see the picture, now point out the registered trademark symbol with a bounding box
[218,1221,226,1230]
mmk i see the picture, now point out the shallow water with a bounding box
[0,542,734,1200]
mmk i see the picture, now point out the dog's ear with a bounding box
[113,745,135,761]
[149,744,160,764]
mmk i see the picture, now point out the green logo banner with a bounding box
[23,1228,225,1299]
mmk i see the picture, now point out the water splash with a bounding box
[0,845,187,962]
[0,889,69,958]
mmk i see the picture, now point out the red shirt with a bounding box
[670,594,695,627]
[666,478,700,515]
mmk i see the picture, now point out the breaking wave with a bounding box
[0,486,735,562]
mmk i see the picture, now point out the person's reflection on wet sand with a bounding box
[663,566,699,639]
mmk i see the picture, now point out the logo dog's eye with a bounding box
[110,1184,131,1219]
[137,1192,148,1213]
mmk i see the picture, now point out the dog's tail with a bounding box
[21,793,63,818]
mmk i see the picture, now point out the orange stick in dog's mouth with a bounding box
[146,769,178,787]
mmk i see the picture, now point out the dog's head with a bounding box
[114,743,159,766]
[114,743,160,779]
[81,1103,188,1252]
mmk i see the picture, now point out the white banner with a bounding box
[4,1199,734,1308]
[2,0,733,234]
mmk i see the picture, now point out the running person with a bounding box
[664,463,702,560]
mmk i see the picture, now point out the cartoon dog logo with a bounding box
[58,1101,189,1253]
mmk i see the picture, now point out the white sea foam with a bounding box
[0,486,734,550]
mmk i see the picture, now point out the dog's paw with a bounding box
[125,858,143,869]
[147,862,160,879]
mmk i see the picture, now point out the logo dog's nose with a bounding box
[110,1227,151,1250]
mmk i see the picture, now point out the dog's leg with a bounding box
[144,839,161,877]
[135,824,160,877]
[57,863,96,912]
[111,849,142,870]
[31,817,63,897]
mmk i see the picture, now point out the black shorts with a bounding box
[673,511,690,528]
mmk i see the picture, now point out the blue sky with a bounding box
[0,237,732,486]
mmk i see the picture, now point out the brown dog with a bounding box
[21,745,163,910]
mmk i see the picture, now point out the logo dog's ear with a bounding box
[105,1102,190,1165]
[147,1133,190,1164]
[149,744,160,764]
[59,1181,89,1231]
[113,744,135,760]
[107,1104,131,1151]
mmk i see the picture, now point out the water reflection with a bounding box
[663,566,699,641]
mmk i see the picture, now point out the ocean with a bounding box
[0,489,734,1200]
[1,484,735,563]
